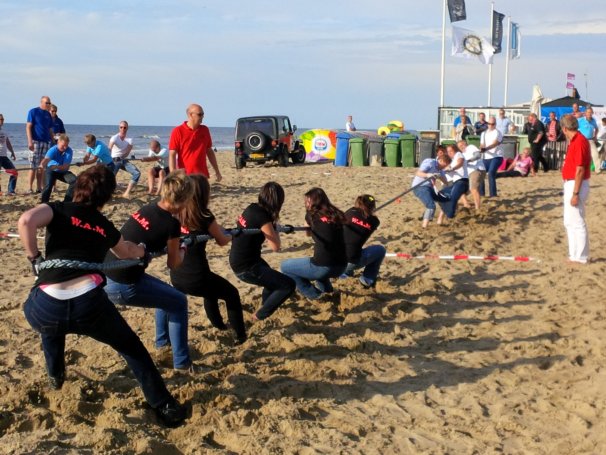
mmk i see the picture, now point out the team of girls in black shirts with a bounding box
[19,169,384,428]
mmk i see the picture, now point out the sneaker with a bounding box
[359,276,374,289]
[48,372,65,390]
[174,363,209,375]
[6,192,16,196]
[154,397,187,428]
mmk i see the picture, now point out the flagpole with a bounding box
[487,1,494,106]
[440,0,447,107]
[504,16,511,106]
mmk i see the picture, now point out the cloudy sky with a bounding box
[1,0,604,130]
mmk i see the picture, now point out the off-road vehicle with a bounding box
[234,116,306,169]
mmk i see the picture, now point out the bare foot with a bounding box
[122,192,131,199]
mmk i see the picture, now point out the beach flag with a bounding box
[447,0,466,23]
[566,82,575,89]
[492,11,505,54]
[452,26,495,64]
[567,73,575,81]
[510,22,521,59]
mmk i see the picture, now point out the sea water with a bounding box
[1,123,236,166]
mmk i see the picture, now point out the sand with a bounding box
[0,153,605,454]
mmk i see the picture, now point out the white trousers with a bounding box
[589,140,601,173]
[563,179,590,263]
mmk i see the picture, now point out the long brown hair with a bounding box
[354,194,377,218]
[258,182,285,222]
[305,187,345,225]
[72,165,116,207]
[178,174,212,230]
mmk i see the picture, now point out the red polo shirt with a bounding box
[168,122,213,177]
[561,131,590,180]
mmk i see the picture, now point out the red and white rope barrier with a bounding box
[386,253,538,262]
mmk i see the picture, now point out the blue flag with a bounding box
[447,0,466,23]
[492,11,505,54]
[510,22,521,59]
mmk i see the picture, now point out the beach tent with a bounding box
[540,96,595,121]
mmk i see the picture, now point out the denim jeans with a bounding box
[235,260,295,320]
[479,157,503,197]
[413,185,450,220]
[280,257,345,300]
[23,286,171,408]
[439,179,469,219]
[105,274,190,369]
[41,169,76,203]
[344,245,387,284]
[0,156,17,193]
[113,159,141,184]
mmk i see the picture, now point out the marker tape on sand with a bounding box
[0,233,44,240]
[386,253,538,262]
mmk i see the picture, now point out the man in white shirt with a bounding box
[108,120,140,199]
[495,109,512,137]
[458,140,486,210]
[345,115,356,132]
[480,117,504,197]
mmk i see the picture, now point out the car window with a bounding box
[237,119,275,138]
[281,118,291,134]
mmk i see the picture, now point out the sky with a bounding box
[1,0,605,130]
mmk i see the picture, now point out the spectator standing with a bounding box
[560,114,591,264]
[26,96,54,193]
[50,104,66,140]
[168,104,222,182]
[495,108,513,137]
[454,115,474,141]
[345,115,356,132]
[523,114,549,173]
[545,111,563,143]
[578,107,600,174]
[453,107,471,128]
[474,112,488,135]
[0,114,18,195]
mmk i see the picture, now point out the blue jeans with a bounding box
[235,260,295,320]
[480,157,503,197]
[105,274,190,369]
[413,185,450,220]
[0,156,17,193]
[280,258,345,300]
[344,245,387,284]
[23,286,171,408]
[439,179,469,219]
[113,159,141,184]
[41,169,76,203]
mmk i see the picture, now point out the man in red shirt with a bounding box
[168,104,222,182]
[561,114,591,264]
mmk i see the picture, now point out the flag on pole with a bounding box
[452,26,495,64]
[492,11,505,54]
[567,73,575,81]
[447,0,467,23]
[566,82,575,89]
[510,22,521,59]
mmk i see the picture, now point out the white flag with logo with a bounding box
[452,26,495,64]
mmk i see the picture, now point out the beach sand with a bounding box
[0,154,605,454]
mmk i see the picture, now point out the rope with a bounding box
[183,225,309,245]
[38,257,143,271]
[385,253,538,262]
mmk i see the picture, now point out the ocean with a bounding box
[1,123,236,166]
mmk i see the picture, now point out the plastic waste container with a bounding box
[501,135,517,160]
[467,135,481,148]
[517,135,531,155]
[349,138,366,166]
[367,136,385,167]
[399,134,417,167]
[418,139,436,164]
[441,139,456,147]
[335,132,353,167]
[384,138,401,167]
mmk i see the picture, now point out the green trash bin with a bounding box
[441,139,456,147]
[517,135,530,154]
[467,135,481,147]
[349,138,366,167]
[399,134,416,167]
[384,138,401,167]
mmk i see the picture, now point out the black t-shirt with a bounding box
[306,212,346,267]
[37,202,121,286]
[105,202,181,283]
[170,212,216,288]
[523,121,547,145]
[343,207,380,263]
[229,203,273,274]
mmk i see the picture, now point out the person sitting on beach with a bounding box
[109,120,140,199]
[104,171,200,373]
[171,174,246,344]
[412,154,451,228]
[18,165,186,427]
[437,144,469,225]
[458,139,486,211]
[229,182,295,321]
[82,134,115,171]
[0,113,18,195]
[39,134,76,204]
[496,147,536,178]
[281,188,347,301]
[340,195,386,288]
[142,139,169,196]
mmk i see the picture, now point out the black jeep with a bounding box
[234,115,306,169]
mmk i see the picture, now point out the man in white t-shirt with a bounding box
[458,140,486,210]
[108,120,140,199]
[142,139,169,195]
[480,117,503,198]
[345,115,356,132]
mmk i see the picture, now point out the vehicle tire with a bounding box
[278,147,289,167]
[291,146,306,164]
[245,131,266,152]
[235,155,246,169]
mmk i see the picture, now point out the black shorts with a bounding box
[151,166,169,178]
